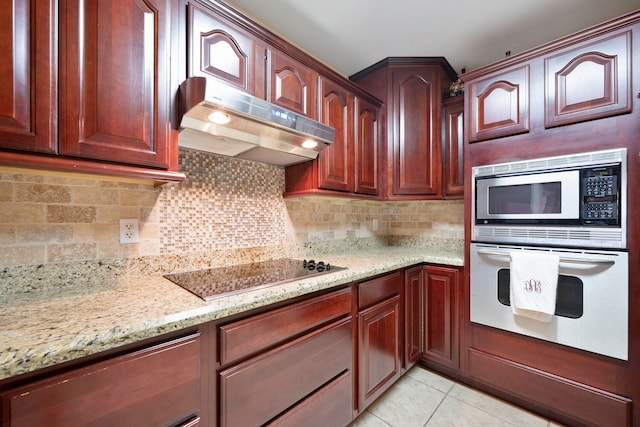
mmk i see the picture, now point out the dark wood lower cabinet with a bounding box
[0,333,203,427]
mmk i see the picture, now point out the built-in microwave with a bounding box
[472,148,627,249]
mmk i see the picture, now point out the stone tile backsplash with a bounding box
[0,150,463,270]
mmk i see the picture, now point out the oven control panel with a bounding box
[581,165,620,223]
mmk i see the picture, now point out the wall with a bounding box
[0,150,463,270]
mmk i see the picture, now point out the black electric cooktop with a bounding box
[164,258,346,301]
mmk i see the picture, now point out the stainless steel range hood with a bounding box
[178,77,335,166]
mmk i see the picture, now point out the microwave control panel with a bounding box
[581,165,620,224]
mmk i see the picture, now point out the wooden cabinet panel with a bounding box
[318,78,354,192]
[358,271,402,308]
[219,287,351,366]
[467,65,530,142]
[544,30,632,128]
[0,0,57,154]
[358,295,402,409]
[392,67,441,195]
[219,319,352,427]
[404,266,423,368]
[355,97,380,196]
[188,2,266,98]
[268,370,353,427]
[267,49,318,118]
[58,0,172,168]
[442,96,464,198]
[1,334,202,427]
[423,265,459,369]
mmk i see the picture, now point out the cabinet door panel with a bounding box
[442,97,464,198]
[0,0,57,153]
[545,30,631,128]
[405,266,423,368]
[423,266,459,369]
[358,295,401,409]
[188,3,265,97]
[392,68,441,195]
[468,65,530,142]
[318,78,354,192]
[59,0,171,168]
[267,49,318,118]
[355,97,379,196]
[1,334,201,427]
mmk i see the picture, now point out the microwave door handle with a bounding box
[476,249,615,266]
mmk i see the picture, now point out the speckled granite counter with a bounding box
[0,246,463,381]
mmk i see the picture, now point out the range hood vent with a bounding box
[178,77,335,167]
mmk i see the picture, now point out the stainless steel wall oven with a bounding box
[470,149,629,360]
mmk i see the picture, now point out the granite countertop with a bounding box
[0,246,463,381]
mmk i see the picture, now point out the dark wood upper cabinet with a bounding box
[467,65,530,143]
[267,48,318,119]
[442,96,464,198]
[317,78,355,192]
[0,0,57,154]
[350,58,456,200]
[544,29,632,128]
[355,97,380,196]
[58,0,172,168]
[188,1,266,98]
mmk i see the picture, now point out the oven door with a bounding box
[470,243,628,360]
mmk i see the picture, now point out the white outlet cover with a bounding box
[119,219,139,244]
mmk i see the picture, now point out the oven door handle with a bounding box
[475,249,616,265]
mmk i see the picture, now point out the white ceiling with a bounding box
[225,0,640,78]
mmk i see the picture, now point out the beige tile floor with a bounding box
[350,366,565,427]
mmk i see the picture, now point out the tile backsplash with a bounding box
[0,149,463,269]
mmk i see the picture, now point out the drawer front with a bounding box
[1,334,201,427]
[358,271,402,309]
[219,318,352,427]
[268,370,353,427]
[220,287,351,365]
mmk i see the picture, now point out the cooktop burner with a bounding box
[164,258,346,301]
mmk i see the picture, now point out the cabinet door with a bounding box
[358,295,401,410]
[404,266,423,368]
[355,97,379,196]
[442,97,464,198]
[544,29,632,128]
[1,334,202,427]
[318,78,354,192]
[267,48,318,118]
[467,65,530,142]
[58,0,172,168]
[423,266,459,369]
[0,0,57,154]
[188,2,266,98]
[392,67,441,195]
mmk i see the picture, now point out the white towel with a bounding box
[510,251,559,322]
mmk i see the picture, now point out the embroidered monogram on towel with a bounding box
[510,251,560,322]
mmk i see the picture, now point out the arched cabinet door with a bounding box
[467,65,530,143]
[188,2,266,98]
[544,29,632,128]
[355,97,379,196]
[267,48,318,119]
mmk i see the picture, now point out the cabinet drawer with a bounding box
[219,318,352,427]
[1,333,201,427]
[219,287,351,365]
[268,370,353,427]
[358,271,402,309]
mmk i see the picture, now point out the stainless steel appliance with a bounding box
[164,258,346,301]
[470,148,629,360]
[470,243,628,360]
[178,77,335,166]
[472,148,627,249]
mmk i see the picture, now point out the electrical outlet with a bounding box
[119,219,139,244]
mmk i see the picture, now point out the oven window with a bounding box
[489,182,562,214]
[497,269,583,318]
